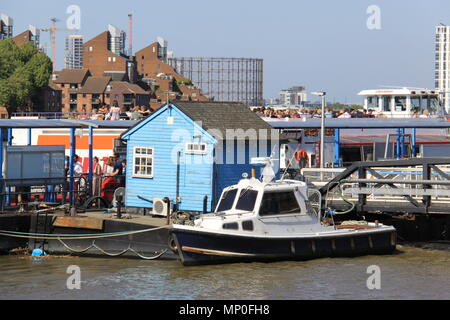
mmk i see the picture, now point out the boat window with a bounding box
[410,96,421,114]
[216,189,238,212]
[394,96,407,112]
[235,189,258,212]
[425,95,440,114]
[367,96,378,110]
[382,96,391,112]
[223,222,238,230]
[259,191,300,216]
[242,220,254,231]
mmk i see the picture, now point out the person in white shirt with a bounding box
[72,155,83,200]
[110,100,121,121]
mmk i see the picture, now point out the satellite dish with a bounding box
[112,187,126,208]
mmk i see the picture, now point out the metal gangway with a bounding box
[302,158,450,215]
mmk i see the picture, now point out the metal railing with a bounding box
[11,112,145,120]
[0,174,126,212]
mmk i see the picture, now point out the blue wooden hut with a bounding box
[120,102,283,212]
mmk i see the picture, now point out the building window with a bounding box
[133,146,154,178]
[89,46,93,52]
[185,142,207,154]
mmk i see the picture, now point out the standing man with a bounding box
[112,154,124,186]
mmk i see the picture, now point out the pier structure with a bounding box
[268,117,450,241]
[0,119,135,210]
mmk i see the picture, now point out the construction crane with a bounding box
[39,18,79,70]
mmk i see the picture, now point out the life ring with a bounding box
[295,149,309,162]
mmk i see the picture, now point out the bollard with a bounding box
[69,206,77,217]
[116,194,123,219]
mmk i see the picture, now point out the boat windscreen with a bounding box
[259,191,300,216]
[216,189,238,212]
[235,189,258,212]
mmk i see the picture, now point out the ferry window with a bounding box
[382,96,391,112]
[133,146,154,178]
[427,96,440,114]
[235,189,258,212]
[367,96,378,109]
[216,189,238,212]
[259,192,300,216]
[411,96,421,113]
[394,96,407,112]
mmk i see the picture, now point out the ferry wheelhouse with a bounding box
[358,87,443,118]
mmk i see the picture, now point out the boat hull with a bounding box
[170,228,397,266]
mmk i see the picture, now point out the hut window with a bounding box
[185,142,207,154]
[133,146,154,178]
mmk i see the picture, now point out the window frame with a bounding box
[132,146,154,178]
[258,191,301,217]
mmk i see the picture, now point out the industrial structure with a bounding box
[168,57,264,106]
[64,34,84,69]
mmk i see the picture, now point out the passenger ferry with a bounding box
[358,87,443,118]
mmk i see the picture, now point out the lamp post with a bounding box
[311,91,326,172]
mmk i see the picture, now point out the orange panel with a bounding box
[37,135,119,150]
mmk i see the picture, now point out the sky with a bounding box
[2,0,450,104]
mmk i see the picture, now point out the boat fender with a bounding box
[31,249,47,257]
[168,235,178,253]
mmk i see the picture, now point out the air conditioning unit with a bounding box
[152,198,172,216]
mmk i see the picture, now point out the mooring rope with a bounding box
[0,225,171,240]
[57,238,168,260]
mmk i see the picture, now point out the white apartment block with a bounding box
[435,25,450,111]
[64,35,84,69]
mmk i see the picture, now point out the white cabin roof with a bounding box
[358,88,439,96]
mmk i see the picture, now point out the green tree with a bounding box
[0,39,52,114]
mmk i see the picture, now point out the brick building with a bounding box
[78,76,111,111]
[83,25,131,79]
[51,69,91,112]
[12,25,39,47]
[136,40,207,104]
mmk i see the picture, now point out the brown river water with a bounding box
[0,244,448,300]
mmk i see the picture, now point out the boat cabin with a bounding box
[358,88,443,118]
[194,175,327,235]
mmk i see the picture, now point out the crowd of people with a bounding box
[252,107,433,119]
[76,100,154,121]
[67,153,126,198]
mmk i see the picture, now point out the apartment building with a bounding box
[0,14,13,40]
[435,25,450,111]
[65,35,84,69]
[83,25,130,78]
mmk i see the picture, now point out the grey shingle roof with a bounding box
[173,102,284,141]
